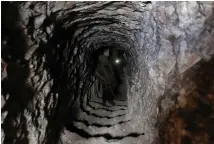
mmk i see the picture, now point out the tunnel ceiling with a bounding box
[1,1,214,144]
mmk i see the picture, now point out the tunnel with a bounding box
[1,1,214,144]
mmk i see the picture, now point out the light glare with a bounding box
[115,59,120,64]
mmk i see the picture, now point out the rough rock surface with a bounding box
[159,57,214,144]
[1,1,214,144]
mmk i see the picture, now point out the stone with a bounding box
[1,1,214,144]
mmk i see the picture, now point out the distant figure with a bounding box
[109,49,127,96]
[95,49,116,106]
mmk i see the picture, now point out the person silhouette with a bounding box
[95,49,116,106]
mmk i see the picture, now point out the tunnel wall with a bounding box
[1,2,214,144]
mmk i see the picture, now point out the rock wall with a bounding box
[1,2,214,144]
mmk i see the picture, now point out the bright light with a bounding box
[115,59,120,64]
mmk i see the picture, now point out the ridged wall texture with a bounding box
[1,2,214,144]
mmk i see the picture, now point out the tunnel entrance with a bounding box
[93,47,128,106]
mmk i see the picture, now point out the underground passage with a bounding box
[1,1,214,144]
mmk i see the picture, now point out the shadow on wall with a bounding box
[1,2,35,144]
[159,57,214,144]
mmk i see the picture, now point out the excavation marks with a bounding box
[66,90,144,141]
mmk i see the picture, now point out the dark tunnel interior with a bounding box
[1,1,214,144]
